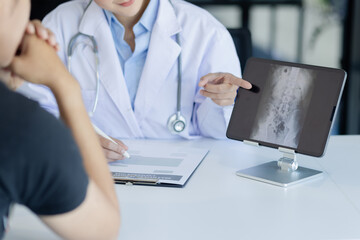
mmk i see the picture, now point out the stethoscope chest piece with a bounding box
[167,112,186,134]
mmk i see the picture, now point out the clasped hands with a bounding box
[0,20,59,90]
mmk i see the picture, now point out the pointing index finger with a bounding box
[223,74,252,90]
[200,73,252,90]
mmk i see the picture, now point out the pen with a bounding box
[92,123,131,159]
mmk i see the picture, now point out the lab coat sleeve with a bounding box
[194,27,241,139]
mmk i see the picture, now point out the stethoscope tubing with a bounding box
[67,0,186,133]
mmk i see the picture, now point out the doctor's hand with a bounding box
[98,135,129,162]
[199,73,252,106]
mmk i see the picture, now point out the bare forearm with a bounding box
[50,74,118,209]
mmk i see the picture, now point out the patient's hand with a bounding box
[26,20,59,51]
[0,20,60,90]
[9,33,71,88]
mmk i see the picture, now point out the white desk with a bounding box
[5,136,360,240]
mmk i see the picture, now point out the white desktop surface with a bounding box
[4,136,360,240]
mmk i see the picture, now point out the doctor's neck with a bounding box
[114,0,150,46]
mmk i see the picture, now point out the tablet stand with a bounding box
[236,141,323,187]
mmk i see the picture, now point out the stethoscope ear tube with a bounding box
[67,32,100,116]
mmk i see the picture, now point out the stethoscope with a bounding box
[67,0,186,134]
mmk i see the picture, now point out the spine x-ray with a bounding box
[250,65,315,148]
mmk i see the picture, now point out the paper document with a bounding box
[108,143,209,187]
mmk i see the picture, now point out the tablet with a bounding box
[227,58,347,157]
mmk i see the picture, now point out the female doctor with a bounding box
[24,0,252,161]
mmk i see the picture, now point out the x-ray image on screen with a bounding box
[250,65,316,148]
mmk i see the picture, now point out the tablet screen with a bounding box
[227,58,346,157]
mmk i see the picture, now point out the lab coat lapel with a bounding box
[78,1,143,136]
[135,0,182,122]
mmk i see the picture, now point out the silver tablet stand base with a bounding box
[236,141,322,187]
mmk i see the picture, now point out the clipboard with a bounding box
[109,144,209,187]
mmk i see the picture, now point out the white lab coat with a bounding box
[24,0,241,139]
